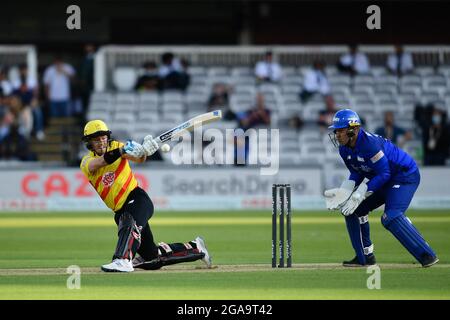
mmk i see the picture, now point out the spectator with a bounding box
[158,52,189,91]
[43,55,75,117]
[375,111,412,148]
[387,45,414,77]
[299,60,331,104]
[207,83,236,121]
[79,44,96,118]
[0,66,13,96]
[0,111,36,161]
[234,93,271,165]
[318,95,337,133]
[12,63,45,140]
[337,45,370,76]
[287,115,304,131]
[254,51,283,83]
[423,107,449,166]
[208,83,229,110]
[237,93,271,131]
[135,61,160,91]
[178,58,191,91]
[0,92,13,143]
[415,103,450,165]
[8,95,33,139]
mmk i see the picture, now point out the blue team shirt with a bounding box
[339,128,418,192]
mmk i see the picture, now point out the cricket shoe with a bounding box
[101,258,134,272]
[132,255,145,268]
[343,255,376,267]
[195,236,212,268]
[132,255,164,270]
[421,254,439,268]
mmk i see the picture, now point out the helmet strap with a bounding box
[345,127,358,147]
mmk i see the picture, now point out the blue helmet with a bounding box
[328,109,361,130]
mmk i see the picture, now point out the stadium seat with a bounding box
[87,111,112,122]
[353,75,375,86]
[400,75,422,87]
[415,66,435,77]
[162,91,184,103]
[138,111,160,123]
[114,103,137,113]
[233,75,256,86]
[370,66,388,77]
[437,65,450,77]
[281,75,303,86]
[115,92,136,104]
[114,111,136,123]
[91,92,114,104]
[191,76,208,86]
[208,66,229,76]
[188,66,207,76]
[353,85,374,96]
[231,67,252,77]
[375,75,398,86]
[329,75,351,86]
[282,66,297,76]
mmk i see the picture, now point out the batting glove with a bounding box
[340,182,369,216]
[123,140,146,158]
[142,135,159,156]
[324,180,355,210]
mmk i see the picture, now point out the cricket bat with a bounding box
[155,110,222,144]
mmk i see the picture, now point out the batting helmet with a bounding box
[328,109,361,130]
[82,120,112,150]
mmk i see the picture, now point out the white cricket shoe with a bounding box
[195,236,212,268]
[101,258,134,272]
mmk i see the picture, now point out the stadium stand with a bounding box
[79,46,450,167]
[2,45,450,168]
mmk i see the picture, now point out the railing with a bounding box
[94,45,450,91]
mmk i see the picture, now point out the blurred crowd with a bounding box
[1,44,449,166]
[0,44,96,161]
[203,45,449,166]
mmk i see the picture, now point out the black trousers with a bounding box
[114,187,159,260]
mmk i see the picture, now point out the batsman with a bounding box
[80,120,212,272]
[325,109,439,267]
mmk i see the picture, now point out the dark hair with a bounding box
[161,52,174,64]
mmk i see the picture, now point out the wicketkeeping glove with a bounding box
[123,140,146,158]
[340,182,369,216]
[142,135,159,156]
[324,180,355,210]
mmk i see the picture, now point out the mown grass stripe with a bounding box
[1,216,450,228]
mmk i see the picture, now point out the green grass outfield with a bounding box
[0,210,449,300]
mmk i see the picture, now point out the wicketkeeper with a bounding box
[324,109,438,267]
[80,120,212,272]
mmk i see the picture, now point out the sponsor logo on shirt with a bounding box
[102,172,115,187]
[370,150,384,163]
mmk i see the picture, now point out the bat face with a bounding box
[156,110,222,144]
